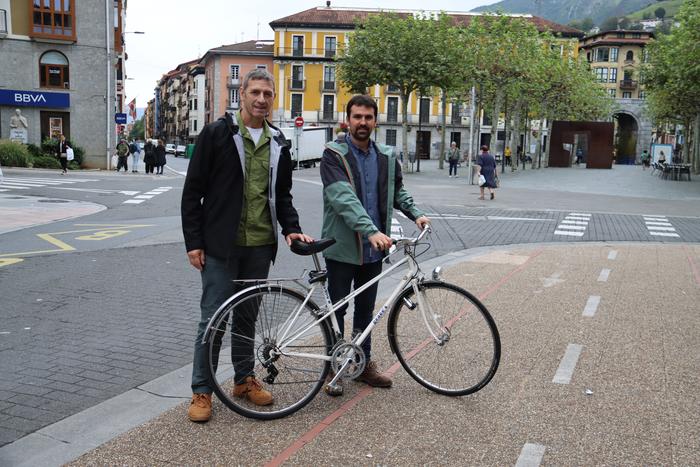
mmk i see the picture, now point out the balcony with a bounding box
[619,79,638,90]
[288,78,306,91]
[320,80,337,92]
[317,110,339,123]
[227,75,241,87]
[275,46,345,58]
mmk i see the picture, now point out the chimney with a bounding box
[326,1,331,7]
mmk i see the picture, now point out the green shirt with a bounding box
[235,112,275,246]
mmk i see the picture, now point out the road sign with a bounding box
[294,116,304,127]
[115,113,127,124]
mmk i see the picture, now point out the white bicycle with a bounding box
[203,226,501,419]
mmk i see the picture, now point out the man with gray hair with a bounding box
[181,68,313,422]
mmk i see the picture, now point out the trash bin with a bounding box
[185,144,195,159]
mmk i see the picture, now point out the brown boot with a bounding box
[188,393,212,422]
[356,361,392,388]
[324,371,344,397]
[233,376,273,406]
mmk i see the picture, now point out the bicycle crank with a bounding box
[330,342,366,379]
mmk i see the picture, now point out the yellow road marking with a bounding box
[36,233,76,252]
[0,258,24,268]
[76,230,130,241]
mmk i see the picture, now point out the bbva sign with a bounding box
[0,89,70,108]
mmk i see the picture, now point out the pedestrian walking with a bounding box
[56,134,69,174]
[181,68,313,423]
[641,149,650,170]
[477,145,498,200]
[155,139,166,174]
[320,94,430,396]
[504,146,512,167]
[447,141,460,177]
[143,140,156,174]
[129,140,141,173]
[116,139,129,172]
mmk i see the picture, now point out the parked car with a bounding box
[165,143,176,154]
[175,145,186,157]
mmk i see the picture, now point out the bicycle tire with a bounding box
[206,285,332,420]
[387,280,500,396]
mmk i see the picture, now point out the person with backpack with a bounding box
[116,139,129,172]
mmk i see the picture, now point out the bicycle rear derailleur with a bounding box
[330,341,366,379]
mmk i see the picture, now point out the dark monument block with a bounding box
[550,121,614,169]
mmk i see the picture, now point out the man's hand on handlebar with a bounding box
[369,231,393,251]
[415,216,431,231]
[286,232,314,246]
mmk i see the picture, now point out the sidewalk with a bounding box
[1,242,696,466]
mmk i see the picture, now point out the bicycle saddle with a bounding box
[290,238,336,256]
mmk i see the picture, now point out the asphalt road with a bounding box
[1,157,699,450]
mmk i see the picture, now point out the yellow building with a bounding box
[269,5,583,158]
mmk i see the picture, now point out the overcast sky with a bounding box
[124,0,500,111]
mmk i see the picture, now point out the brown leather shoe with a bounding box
[233,376,273,406]
[356,361,392,388]
[324,371,344,397]
[188,393,212,422]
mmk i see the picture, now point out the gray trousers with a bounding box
[191,245,274,394]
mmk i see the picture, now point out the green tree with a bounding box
[655,7,666,19]
[129,116,145,140]
[600,16,619,31]
[338,12,459,170]
[645,0,700,172]
[581,17,594,31]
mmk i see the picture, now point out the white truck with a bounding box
[279,126,333,169]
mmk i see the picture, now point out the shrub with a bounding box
[0,140,31,167]
[26,143,43,159]
[41,137,84,167]
[31,154,62,169]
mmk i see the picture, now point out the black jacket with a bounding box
[181,113,302,262]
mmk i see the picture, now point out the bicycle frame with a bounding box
[202,227,446,384]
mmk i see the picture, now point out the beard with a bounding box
[351,126,371,141]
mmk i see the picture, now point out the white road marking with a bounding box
[560,220,589,225]
[134,195,154,199]
[569,213,591,217]
[123,199,145,204]
[650,232,680,237]
[608,250,618,260]
[583,296,601,317]
[597,269,610,282]
[541,272,564,288]
[554,230,584,237]
[515,443,546,467]
[294,178,323,187]
[555,225,586,230]
[646,226,676,231]
[645,221,672,226]
[553,344,583,384]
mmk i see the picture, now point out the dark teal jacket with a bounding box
[320,140,423,265]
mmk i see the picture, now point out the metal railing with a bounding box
[288,78,306,91]
[619,79,638,90]
[276,46,345,58]
[227,75,241,87]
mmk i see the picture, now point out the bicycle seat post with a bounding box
[311,252,323,273]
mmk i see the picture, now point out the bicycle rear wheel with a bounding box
[387,281,500,396]
[206,285,332,420]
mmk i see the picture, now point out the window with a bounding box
[622,91,632,99]
[229,88,239,108]
[610,47,619,62]
[594,67,608,83]
[594,48,610,62]
[230,65,240,84]
[608,89,617,98]
[256,65,267,70]
[1,9,7,34]
[39,51,69,88]
[642,49,649,63]
[387,97,399,123]
[291,65,304,90]
[616,32,625,38]
[291,94,303,117]
[609,68,617,83]
[631,32,641,39]
[193,120,198,132]
[322,95,334,121]
[639,91,646,99]
[323,66,336,91]
[386,129,397,146]
[193,98,198,111]
[325,36,337,58]
[32,0,75,40]
[387,84,400,93]
[625,50,634,61]
[451,103,461,125]
[292,35,304,57]
[419,98,430,124]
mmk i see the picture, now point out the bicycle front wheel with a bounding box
[387,281,500,396]
[206,285,332,420]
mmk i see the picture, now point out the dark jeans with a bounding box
[191,245,274,393]
[326,258,383,361]
[448,159,458,176]
[116,156,128,171]
[145,163,154,174]
[59,156,68,171]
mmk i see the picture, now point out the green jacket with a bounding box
[320,140,423,265]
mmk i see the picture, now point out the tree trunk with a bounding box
[490,89,503,154]
[401,92,410,172]
[509,100,522,172]
[502,102,510,174]
[693,112,700,174]
[439,88,447,170]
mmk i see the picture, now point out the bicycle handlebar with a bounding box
[393,224,432,248]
